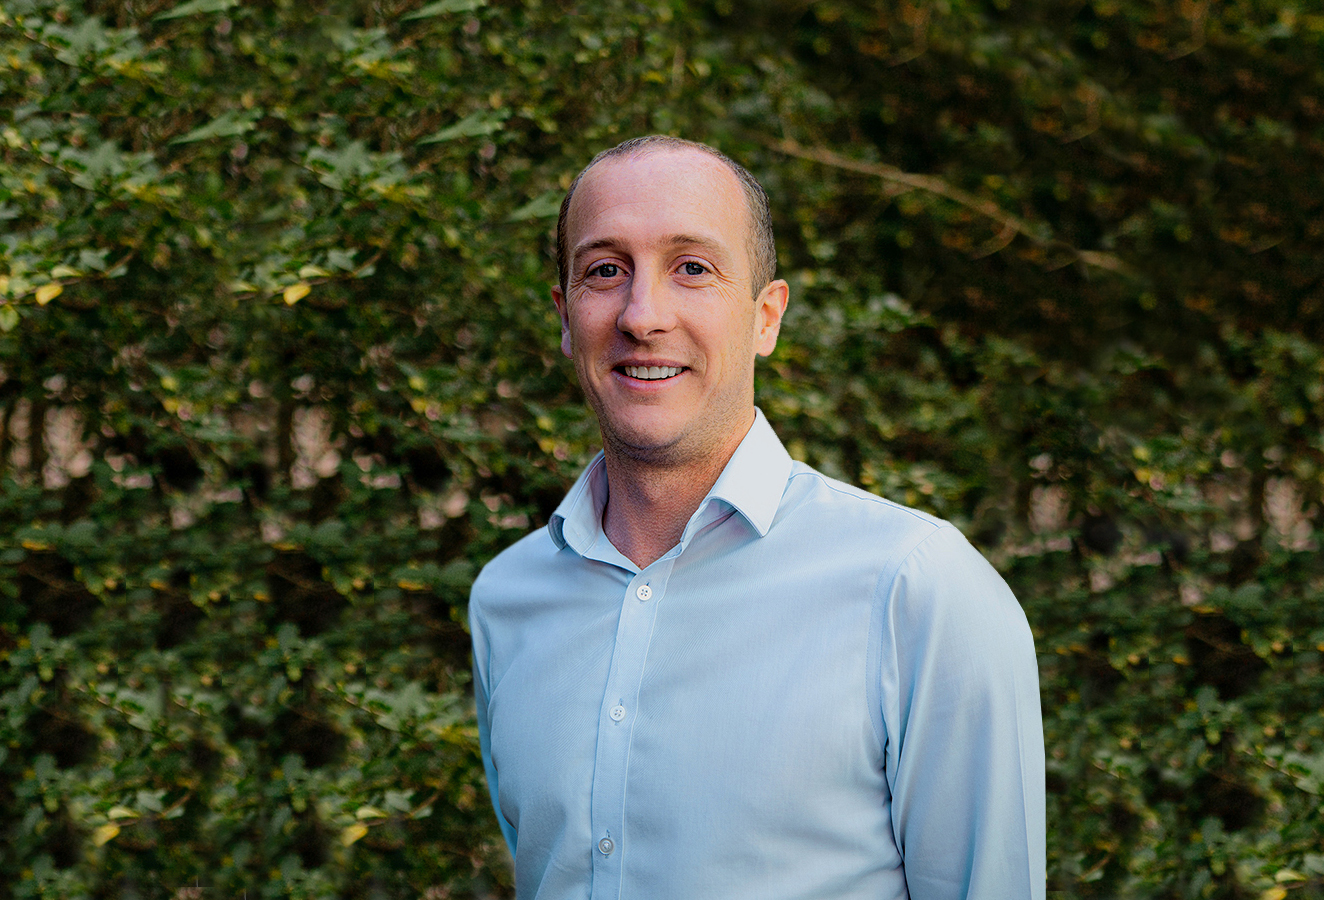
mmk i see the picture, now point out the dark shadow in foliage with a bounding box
[187,737,223,780]
[1145,526,1191,569]
[1080,513,1122,555]
[1193,759,1265,833]
[156,569,205,649]
[273,670,347,770]
[1185,613,1267,700]
[57,474,97,524]
[1226,539,1265,588]
[407,592,472,673]
[155,443,203,493]
[237,459,272,504]
[404,444,450,493]
[18,552,98,637]
[307,475,346,524]
[435,515,474,566]
[44,806,83,870]
[272,706,347,770]
[27,707,98,769]
[266,551,346,636]
[529,481,567,530]
[970,514,1005,551]
[155,593,206,650]
[291,810,331,869]
[1082,631,1125,697]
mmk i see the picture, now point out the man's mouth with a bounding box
[621,365,684,381]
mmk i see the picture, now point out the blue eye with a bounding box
[590,263,620,278]
[682,262,707,276]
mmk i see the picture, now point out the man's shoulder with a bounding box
[781,460,950,537]
[470,525,559,606]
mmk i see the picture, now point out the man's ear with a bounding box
[754,279,789,358]
[552,285,573,359]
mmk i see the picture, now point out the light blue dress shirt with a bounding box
[470,411,1045,899]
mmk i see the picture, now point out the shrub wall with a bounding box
[1,0,1322,897]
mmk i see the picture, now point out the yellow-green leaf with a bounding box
[341,823,369,846]
[92,824,121,846]
[355,805,388,820]
[419,109,510,144]
[283,282,310,305]
[50,264,79,279]
[401,0,485,21]
[0,306,17,332]
[107,806,140,820]
[1275,870,1307,883]
[35,283,62,305]
[1262,887,1288,900]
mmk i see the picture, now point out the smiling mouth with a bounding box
[620,365,685,381]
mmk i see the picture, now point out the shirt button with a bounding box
[609,704,626,721]
[635,584,653,601]
[598,836,615,855]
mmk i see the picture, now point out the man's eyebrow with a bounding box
[571,238,620,266]
[663,234,728,256]
[571,234,728,267]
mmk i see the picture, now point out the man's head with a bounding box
[551,138,789,469]
[556,136,777,298]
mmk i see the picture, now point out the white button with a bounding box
[635,584,653,601]
[609,705,626,721]
[598,836,614,855]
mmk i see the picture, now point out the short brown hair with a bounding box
[555,136,776,298]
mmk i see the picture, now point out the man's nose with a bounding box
[616,272,674,340]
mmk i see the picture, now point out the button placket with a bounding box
[588,562,675,900]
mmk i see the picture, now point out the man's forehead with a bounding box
[565,148,750,252]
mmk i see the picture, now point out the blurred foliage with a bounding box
[0,0,1321,896]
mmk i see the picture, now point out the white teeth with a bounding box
[624,365,682,380]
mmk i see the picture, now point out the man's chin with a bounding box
[599,422,689,466]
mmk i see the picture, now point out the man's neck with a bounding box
[600,415,754,569]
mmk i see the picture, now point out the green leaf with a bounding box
[508,190,562,221]
[154,0,237,20]
[171,109,260,144]
[419,109,510,144]
[401,0,486,21]
[0,306,18,332]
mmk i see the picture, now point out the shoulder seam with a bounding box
[786,468,947,527]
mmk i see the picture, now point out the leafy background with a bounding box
[1,0,1322,897]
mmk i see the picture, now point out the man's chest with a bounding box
[483,546,889,864]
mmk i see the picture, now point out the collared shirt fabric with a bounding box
[470,411,1046,900]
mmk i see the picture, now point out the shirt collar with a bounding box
[548,408,793,556]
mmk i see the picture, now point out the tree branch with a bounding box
[763,136,1131,275]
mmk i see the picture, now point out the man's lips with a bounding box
[615,364,687,382]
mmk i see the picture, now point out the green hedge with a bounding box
[1,0,1322,897]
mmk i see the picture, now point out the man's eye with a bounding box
[682,262,707,276]
[590,263,620,278]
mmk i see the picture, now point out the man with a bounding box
[470,136,1045,899]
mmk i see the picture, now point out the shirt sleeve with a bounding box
[470,592,519,858]
[877,524,1046,900]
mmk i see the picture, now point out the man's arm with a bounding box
[878,525,1046,899]
[470,597,519,858]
